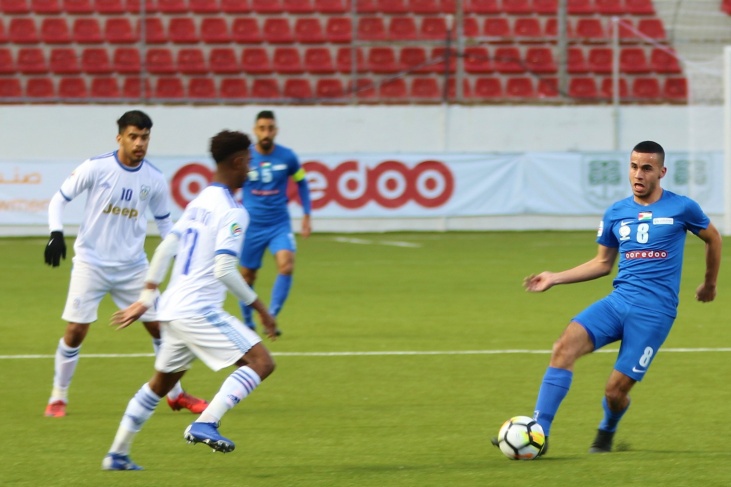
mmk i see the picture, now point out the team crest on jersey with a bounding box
[139,185,151,201]
[230,223,242,236]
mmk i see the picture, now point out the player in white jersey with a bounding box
[102,130,278,471]
[43,110,207,418]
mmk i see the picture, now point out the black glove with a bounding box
[44,231,67,267]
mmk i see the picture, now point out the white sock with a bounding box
[197,366,261,424]
[152,338,184,400]
[50,338,80,403]
[108,383,161,455]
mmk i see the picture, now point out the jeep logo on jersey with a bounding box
[140,185,151,201]
[102,204,139,219]
[582,157,626,210]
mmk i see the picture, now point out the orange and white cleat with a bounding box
[167,392,208,414]
[44,400,67,417]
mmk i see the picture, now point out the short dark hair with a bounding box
[632,140,665,165]
[210,130,252,164]
[256,110,275,121]
[117,110,153,134]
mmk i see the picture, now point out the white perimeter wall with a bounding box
[0,104,724,234]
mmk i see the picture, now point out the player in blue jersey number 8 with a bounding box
[503,141,722,457]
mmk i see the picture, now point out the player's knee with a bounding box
[278,261,294,275]
[604,389,629,411]
[64,323,89,347]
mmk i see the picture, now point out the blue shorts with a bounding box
[239,220,296,270]
[573,293,676,382]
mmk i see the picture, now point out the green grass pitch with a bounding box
[2,231,730,487]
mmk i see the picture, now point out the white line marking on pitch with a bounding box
[333,237,421,248]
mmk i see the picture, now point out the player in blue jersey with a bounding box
[238,110,312,335]
[495,141,722,456]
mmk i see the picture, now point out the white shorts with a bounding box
[155,309,262,373]
[62,258,157,324]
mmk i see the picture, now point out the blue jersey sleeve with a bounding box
[596,206,619,248]
[682,197,710,235]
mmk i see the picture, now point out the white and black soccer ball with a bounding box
[496,416,546,460]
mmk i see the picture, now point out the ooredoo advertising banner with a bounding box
[0,152,724,226]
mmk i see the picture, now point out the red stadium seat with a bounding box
[379,78,407,101]
[463,16,480,37]
[483,17,510,41]
[59,77,88,99]
[537,77,559,98]
[572,18,607,43]
[177,48,207,74]
[355,0,376,12]
[188,77,216,98]
[325,16,351,43]
[94,0,123,13]
[0,20,7,44]
[420,17,449,40]
[409,0,440,13]
[169,17,198,44]
[157,0,186,13]
[587,47,613,73]
[190,0,219,12]
[303,47,335,73]
[9,18,39,44]
[430,47,456,73]
[513,17,543,43]
[294,17,325,43]
[272,46,304,73]
[145,48,175,74]
[399,46,431,74]
[347,78,377,101]
[220,78,248,98]
[200,17,231,43]
[545,17,574,40]
[472,77,502,98]
[220,0,249,12]
[664,77,687,101]
[594,0,623,15]
[154,77,185,99]
[632,77,660,99]
[112,47,141,73]
[0,79,22,98]
[367,46,399,73]
[533,0,556,14]
[502,0,530,14]
[493,46,524,73]
[465,0,498,13]
[90,77,120,98]
[126,0,157,12]
[26,77,55,98]
[568,76,598,98]
[357,17,386,41]
[262,17,294,43]
[637,18,666,41]
[567,46,588,73]
[567,0,592,15]
[313,0,346,13]
[122,77,151,98]
[209,47,239,73]
[315,78,344,98]
[389,16,417,41]
[464,46,492,73]
[138,18,167,44]
[625,0,654,15]
[724,0,731,15]
[31,0,60,13]
[49,48,81,74]
[650,47,681,74]
[40,18,71,44]
[283,78,313,100]
[446,78,471,99]
[620,47,649,73]
[72,17,102,44]
[231,17,262,43]
[1,0,30,13]
[336,46,365,73]
[617,19,639,43]
[378,0,407,13]
[505,76,535,98]
[17,47,47,74]
[105,17,136,43]
[283,0,314,13]
[241,47,271,73]
[252,0,282,12]
[600,77,628,99]
[525,46,556,73]
[410,77,440,100]
[251,78,281,99]
[81,47,112,74]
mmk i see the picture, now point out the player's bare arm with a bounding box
[695,223,722,302]
[301,214,312,238]
[524,245,618,292]
[248,299,278,340]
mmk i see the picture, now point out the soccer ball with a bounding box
[496,416,545,460]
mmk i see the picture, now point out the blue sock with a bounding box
[533,367,573,437]
[598,396,629,433]
[269,274,292,316]
[238,286,255,330]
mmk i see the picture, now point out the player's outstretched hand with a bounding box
[258,310,278,340]
[695,282,716,303]
[111,302,149,330]
[524,272,555,292]
[44,231,67,267]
